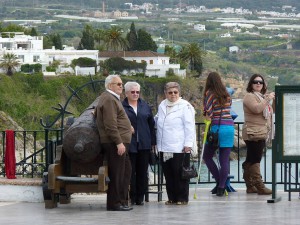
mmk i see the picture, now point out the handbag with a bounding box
[245,124,269,141]
[181,153,198,180]
[207,131,219,150]
[207,108,222,150]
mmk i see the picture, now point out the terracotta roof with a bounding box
[99,50,167,58]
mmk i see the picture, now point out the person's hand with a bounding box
[117,143,126,156]
[267,92,275,100]
[266,92,275,102]
[151,145,157,153]
[204,115,211,121]
[131,126,135,134]
[183,146,192,153]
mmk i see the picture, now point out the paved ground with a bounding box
[0,187,299,225]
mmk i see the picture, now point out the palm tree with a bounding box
[94,28,106,51]
[0,53,20,76]
[103,26,128,51]
[164,45,179,64]
[178,43,205,74]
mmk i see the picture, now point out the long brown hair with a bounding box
[203,72,230,106]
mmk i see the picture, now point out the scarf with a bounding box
[252,92,274,142]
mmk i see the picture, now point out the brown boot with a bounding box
[249,163,272,195]
[242,162,257,194]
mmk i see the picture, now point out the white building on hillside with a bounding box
[99,51,186,78]
[194,24,206,31]
[0,32,99,75]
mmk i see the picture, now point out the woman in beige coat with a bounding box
[242,74,275,195]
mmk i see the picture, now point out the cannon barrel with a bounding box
[63,97,101,163]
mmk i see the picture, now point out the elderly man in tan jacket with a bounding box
[95,74,133,211]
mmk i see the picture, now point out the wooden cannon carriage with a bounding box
[42,97,109,209]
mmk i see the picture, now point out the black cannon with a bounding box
[43,97,109,209]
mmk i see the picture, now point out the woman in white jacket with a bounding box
[156,82,196,205]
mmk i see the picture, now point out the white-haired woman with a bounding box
[122,81,156,206]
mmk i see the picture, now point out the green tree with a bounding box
[94,28,105,50]
[126,22,138,51]
[293,39,300,49]
[50,33,63,50]
[43,33,62,49]
[101,57,146,74]
[165,45,178,64]
[178,43,205,75]
[30,27,38,36]
[0,53,20,76]
[71,57,96,67]
[78,25,95,50]
[104,26,128,51]
[43,35,53,49]
[1,24,24,36]
[136,29,157,52]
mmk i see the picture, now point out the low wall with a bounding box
[0,178,43,203]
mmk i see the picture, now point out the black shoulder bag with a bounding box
[207,108,223,150]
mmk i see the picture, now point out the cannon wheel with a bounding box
[42,172,59,209]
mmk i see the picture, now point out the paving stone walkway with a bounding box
[0,188,299,225]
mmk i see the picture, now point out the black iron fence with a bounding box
[0,129,61,178]
[0,123,299,193]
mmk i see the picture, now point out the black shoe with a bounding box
[136,201,144,205]
[216,187,225,197]
[211,183,219,194]
[107,205,133,211]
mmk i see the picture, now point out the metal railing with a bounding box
[0,123,299,194]
[0,129,61,178]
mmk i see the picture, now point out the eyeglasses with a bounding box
[111,82,123,87]
[131,91,140,94]
[168,91,179,95]
[252,80,264,85]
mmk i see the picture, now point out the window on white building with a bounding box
[150,60,153,64]
[33,55,40,62]
[2,42,12,49]
[18,55,24,62]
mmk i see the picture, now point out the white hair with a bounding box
[124,81,140,92]
[105,75,120,89]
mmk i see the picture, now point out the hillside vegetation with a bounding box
[0,73,205,130]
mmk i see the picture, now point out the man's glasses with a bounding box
[168,91,179,95]
[252,80,264,85]
[131,91,140,94]
[112,82,123,87]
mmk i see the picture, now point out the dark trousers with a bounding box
[161,153,190,203]
[203,145,231,188]
[101,143,132,209]
[244,140,265,164]
[129,150,150,203]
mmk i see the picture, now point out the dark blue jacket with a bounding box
[122,98,156,153]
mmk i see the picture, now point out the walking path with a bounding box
[0,188,299,225]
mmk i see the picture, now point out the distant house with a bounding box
[0,32,99,76]
[99,51,186,78]
[229,46,239,53]
[194,24,206,31]
[168,18,179,21]
[233,27,241,33]
[220,32,231,38]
